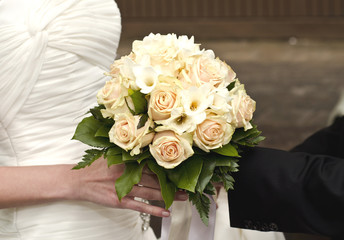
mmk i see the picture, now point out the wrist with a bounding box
[47,164,81,201]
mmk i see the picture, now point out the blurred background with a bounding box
[115,1,344,239]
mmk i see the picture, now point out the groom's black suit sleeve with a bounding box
[228,117,344,238]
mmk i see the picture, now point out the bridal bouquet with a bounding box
[72,33,264,225]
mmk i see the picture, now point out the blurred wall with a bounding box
[117,0,344,40]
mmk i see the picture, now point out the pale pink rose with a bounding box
[193,113,234,152]
[109,113,154,155]
[108,54,136,78]
[187,51,236,88]
[108,60,122,77]
[148,84,179,121]
[230,85,256,130]
[176,69,192,89]
[149,131,194,169]
[97,80,127,110]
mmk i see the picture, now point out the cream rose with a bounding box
[187,50,236,88]
[109,113,154,156]
[108,57,123,78]
[230,84,256,130]
[101,96,135,120]
[193,113,234,152]
[132,33,182,76]
[108,54,136,78]
[133,33,178,65]
[118,56,140,91]
[97,80,125,106]
[149,131,194,169]
[210,87,232,117]
[148,84,179,121]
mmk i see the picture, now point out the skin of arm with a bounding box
[0,157,187,217]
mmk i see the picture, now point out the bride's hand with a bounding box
[70,156,187,217]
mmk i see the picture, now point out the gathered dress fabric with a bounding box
[0,0,156,239]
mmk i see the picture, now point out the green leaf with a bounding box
[231,128,247,142]
[147,160,177,209]
[89,105,105,121]
[115,161,146,201]
[130,90,147,115]
[106,154,124,167]
[196,157,216,194]
[203,182,216,195]
[228,160,239,172]
[240,131,261,143]
[215,155,235,167]
[128,89,134,95]
[212,143,239,157]
[236,134,265,147]
[72,149,104,169]
[72,116,114,148]
[125,97,136,115]
[232,125,259,142]
[166,156,203,192]
[204,153,237,167]
[137,151,152,163]
[227,81,236,91]
[189,192,211,226]
[106,146,123,156]
[250,136,266,145]
[236,141,255,147]
[137,114,149,129]
[120,150,152,163]
[122,150,136,161]
[222,173,235,191]
[95,125,111,138]
[105,142,126,167]
[193,147,208,155]
[232,124,265,147]
[211,171,222,183]
[89,105,114,126]
[219,166,231,174]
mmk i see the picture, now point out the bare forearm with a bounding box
[0,165,76,208]
[0,158,183,217]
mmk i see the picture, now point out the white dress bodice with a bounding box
[0,0,156,239]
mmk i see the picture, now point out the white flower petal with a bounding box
[133,65,159,94]
[181,84,214,117]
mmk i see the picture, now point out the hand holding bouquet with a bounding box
[73,33,264,225]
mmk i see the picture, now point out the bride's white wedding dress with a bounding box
[0,0,156,239]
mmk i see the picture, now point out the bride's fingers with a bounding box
[139,173,160,189]
[174,190,188,201]
[128,185,188,202]
[120,197,170,218]
[127,185,163,200]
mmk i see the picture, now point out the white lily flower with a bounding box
[133,65,159,94]
[155,107,203,135]
[210,87,233,120]
[181,84,214,118]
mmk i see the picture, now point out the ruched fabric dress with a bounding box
[0,0,156,239]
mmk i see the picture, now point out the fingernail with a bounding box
[162,211,170,217]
